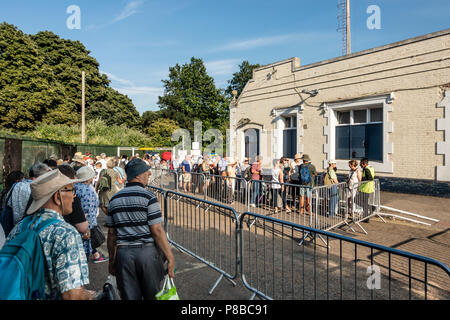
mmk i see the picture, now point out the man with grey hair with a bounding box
[5,162,52,230]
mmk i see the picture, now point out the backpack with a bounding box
[98,170,112,192]
[300,163,312,184]
[324,169,333,185]
[0,184,18,237]
[0,215,59,300]
[291,165,300,182]
[243,166,252,181]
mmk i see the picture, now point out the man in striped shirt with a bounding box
[106,158,175,300]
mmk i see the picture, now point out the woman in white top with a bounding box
[226,160,238,194]
[271,159,284,213]
[347,160,362,211]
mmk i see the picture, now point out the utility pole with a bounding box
[81,71,86,143]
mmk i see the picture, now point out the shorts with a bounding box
[183,173,191,183]
[299,186,312,198]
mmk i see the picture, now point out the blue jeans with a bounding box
[251,181,260,205]
[329,185,339,217]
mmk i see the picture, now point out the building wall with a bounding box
[231,29,450,182]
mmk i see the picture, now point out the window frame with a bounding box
[324,95,393,173]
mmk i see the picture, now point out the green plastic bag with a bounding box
[155,275,180,300]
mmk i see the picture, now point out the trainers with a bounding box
[93,254,109,264]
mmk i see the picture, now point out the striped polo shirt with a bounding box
[106,182,163,245]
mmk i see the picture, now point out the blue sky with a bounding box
[1,0,449,114]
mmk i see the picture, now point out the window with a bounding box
[244,129,260,163]
[283,115,297,158]
[335,107,383,161]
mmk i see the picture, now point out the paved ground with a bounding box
[86,190,450,300]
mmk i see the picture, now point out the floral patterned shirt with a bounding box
[75,183,99,228]
[75,183,99,256]
[7,208,90,300]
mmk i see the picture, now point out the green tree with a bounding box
[146,118,180,147]
[0,23,140,132]
[158,57,229,133]
[0,23,59,131]
[225,60,260,100]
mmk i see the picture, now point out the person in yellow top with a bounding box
[358,158,375,220]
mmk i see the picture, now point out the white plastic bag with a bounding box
[155,275,180,300]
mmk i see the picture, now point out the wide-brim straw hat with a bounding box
[26,169,81,215]
[72,154,85,164]
[76,166,96,182]
[294,153,302,160]
[302,154,311,161]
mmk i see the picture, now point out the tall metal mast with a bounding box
[337,0,351,55]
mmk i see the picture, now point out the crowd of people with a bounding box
[167,153,376,217]
[0,149,375,300]
[0,151,174,300]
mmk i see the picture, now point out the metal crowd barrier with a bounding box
[149,169,388,236]
[348,179,384,234]
[163,189,240,295]
[145,185,450,300]
[239,212,450,300]
[204,174,248,215]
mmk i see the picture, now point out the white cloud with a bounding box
[113,1,145,23]
[212,34,294,52]
[100,70,135,86]
[101,70,163,113]
[116,86,163,96]
[211,32,336,52]
[204,59,241,76]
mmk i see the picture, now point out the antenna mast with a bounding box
[337,0,351,55]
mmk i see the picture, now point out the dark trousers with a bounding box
[115,244,166,300]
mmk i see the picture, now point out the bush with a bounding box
[27,118,153,147]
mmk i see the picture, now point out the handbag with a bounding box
[155,275,180,300]
[90,225,106,249]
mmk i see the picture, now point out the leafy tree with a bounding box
[0,23,140,132]
[158,57,229,133]
[225,60,260,100]
[146,118,180,147]
[0,23,59,131]
[141,110,162,131]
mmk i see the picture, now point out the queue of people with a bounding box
[0,151,174,300]
[168,153,375,218]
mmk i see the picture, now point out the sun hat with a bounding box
[302,154,311,161]
[125,158,151,181]
[76,166,96,182]
[72,153,85,164]
[328,159,337,164]
[294,153,302,160]
[26,169,81,215]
